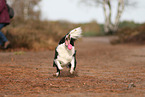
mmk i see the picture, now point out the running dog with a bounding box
[53,27,82,76]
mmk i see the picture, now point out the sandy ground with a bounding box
[0,37,145,97]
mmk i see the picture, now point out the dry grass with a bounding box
[111,23,145,44]
[2,19,101,50]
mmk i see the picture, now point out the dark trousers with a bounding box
[0,24,8,45]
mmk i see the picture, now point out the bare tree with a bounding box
[102,0,125,34]
[7,0,41,20]
[81,0,132,34]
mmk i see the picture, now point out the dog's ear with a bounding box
[69,27,82,39]
[59,36,65,44]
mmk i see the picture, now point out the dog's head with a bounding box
[59,27,82,50]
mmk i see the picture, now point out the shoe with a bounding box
[4,41,10,49]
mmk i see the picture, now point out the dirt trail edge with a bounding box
[0,37,145,97]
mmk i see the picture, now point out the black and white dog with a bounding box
[53,27,82,76]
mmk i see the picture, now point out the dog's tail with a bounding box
[69,27,82,40]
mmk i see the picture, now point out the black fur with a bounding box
[59,36,65,45]
[53,48,58,67]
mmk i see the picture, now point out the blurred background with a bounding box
[3,0,145,50]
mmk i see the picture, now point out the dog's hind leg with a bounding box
[55,66,60,76]
[53,67,60,77]
[70,57,75,74]
[70,51,77,74]
[53,61,60,77]
[74,55,77,71]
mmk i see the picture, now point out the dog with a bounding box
[53,27,82,76]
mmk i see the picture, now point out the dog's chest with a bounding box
[56,43,75,64]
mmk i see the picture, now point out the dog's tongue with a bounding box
[68,44,72,50]
[65,38,72,50]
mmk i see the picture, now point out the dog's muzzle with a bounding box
[65,35,72,50]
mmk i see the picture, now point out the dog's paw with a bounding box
[59,67,63,71]
[70,70,74,74]
[53,72,60,77]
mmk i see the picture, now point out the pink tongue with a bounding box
[68,44,72,50]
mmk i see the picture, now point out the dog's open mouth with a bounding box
[65,35,72,50]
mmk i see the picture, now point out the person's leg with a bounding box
[0,24,10,48]
[0,24,8,44]
[0,38,3,45]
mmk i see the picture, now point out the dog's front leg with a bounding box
[53,66,60,77]
[55,60,63,70]
[70,57,75,74]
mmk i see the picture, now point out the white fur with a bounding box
[55,60,63,70]
[56,43,75,66]
[70,57,75,74]
[69,27,82,39]
[55,72,60,76]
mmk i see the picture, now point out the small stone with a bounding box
[128,82,136,89]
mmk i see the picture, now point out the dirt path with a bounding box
[0,37,145,97]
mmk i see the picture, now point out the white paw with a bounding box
[70,70,74,74]
[59,67,63,71]
[53,72,60,77]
